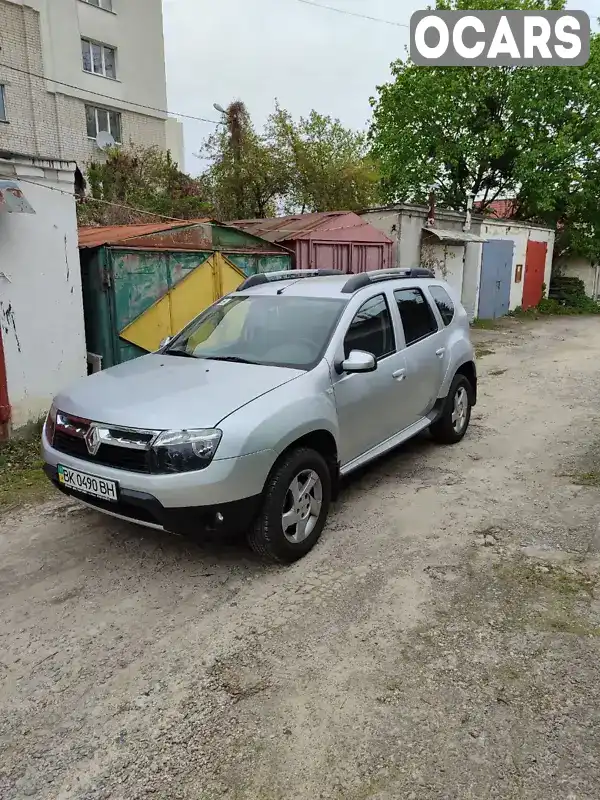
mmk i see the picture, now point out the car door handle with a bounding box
[436,348,446,358]
[392,368,406,381]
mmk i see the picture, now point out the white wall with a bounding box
[481,221,555,311]
[0,156,87,428]
[562,257,600,299]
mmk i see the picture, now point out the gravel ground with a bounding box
[1,316,600,800]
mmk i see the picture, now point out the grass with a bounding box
[510,297,600,319]
[471,318,501,330]
[495,561,596,599]
[570,470,600,488]
[475,346,495,358]
[489,368,507,377]
[0,419,53,509]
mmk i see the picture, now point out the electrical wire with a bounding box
[15,176,192,222]
[292,0,409,28]
[0,62,222,126]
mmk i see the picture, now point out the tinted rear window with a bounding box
[429,285,455,326]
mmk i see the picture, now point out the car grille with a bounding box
[51,414,154,474]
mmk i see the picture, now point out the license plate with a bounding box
[57,465,119,502]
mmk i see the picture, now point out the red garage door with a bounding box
[522,240,548,310]
[0,327,10,439]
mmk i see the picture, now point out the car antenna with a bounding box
[277,280,303,295]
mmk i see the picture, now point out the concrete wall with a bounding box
[482,220,555,311]
[361,205,485,320]
[0,0,184,167]
[561,258,600,299]
[361,204,555,319]
[0,155,87,428]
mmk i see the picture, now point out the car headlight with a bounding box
[45,404,57,445]
[150,429,222,474]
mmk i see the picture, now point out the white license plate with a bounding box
[57,465,119,502]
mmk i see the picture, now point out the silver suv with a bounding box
[42,269,476,562]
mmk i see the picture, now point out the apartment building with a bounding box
[0,0,184,168]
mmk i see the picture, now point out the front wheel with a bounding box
[248,448,331,563]
[430,374,473,445]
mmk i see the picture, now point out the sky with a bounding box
[162,0,600,174]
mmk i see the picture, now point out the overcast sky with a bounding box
[162,0,600,174]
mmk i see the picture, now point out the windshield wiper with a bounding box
[164,349,198,359]
[206,355,257,365]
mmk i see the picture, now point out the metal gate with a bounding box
[522,240,547,310]
[478,240,514,319]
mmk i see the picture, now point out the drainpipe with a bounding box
[0,326,10,440]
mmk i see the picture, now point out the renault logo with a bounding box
[84,425,101,456]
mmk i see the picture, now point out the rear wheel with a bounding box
[248,448,331,563]
[430,374,473,445]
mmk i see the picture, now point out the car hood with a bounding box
[54,354,303,430]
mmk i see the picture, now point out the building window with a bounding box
[85,105,122,143]
[81,0,113,10]
[0,85,6,122]
[81,38,117,78]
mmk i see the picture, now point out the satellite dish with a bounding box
[96,131,116,151]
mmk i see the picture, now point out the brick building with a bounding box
[0,0,184,168]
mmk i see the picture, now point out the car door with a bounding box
[332,293,409,466]
[393,286,446,425]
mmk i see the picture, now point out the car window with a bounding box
[394,288,439,346]
[165,295,346,370]
[429,285,455,326]
[344,294,396,360]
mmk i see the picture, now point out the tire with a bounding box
[430,373,473,445]
[248,447,331,564]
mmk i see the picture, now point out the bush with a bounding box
[546,276,600,315]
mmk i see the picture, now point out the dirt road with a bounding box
[2,316,600,800]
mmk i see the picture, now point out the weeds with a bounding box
[570,470,600,487]
[471,318,500,330]
[0,419,53,509]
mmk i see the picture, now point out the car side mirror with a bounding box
[340,350,377,374]
[159,336,171,350]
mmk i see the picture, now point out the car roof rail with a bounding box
[238,269,343,291]
[341,268,436,294]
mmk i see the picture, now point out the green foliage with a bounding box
[201,101,380,219]
[267,105,380,213]
[200,102,290,221]
[78,145,211,226]
[369,0,600,263]
[0,420,52,509]
[512,277,600,317]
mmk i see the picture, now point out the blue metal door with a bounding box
[478,240,514,319]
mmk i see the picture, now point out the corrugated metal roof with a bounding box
[423,227,487,244]
[78,222,201,249]
[230,211,392,244]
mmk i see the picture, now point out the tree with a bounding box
[200,101,290,220]
[369,0,600,225]
[200,101,380,218]
[268,105,380,213]
[77,145,211,226]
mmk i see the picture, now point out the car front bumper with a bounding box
[42,432,275,535]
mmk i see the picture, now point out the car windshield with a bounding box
[164,294,347,370]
